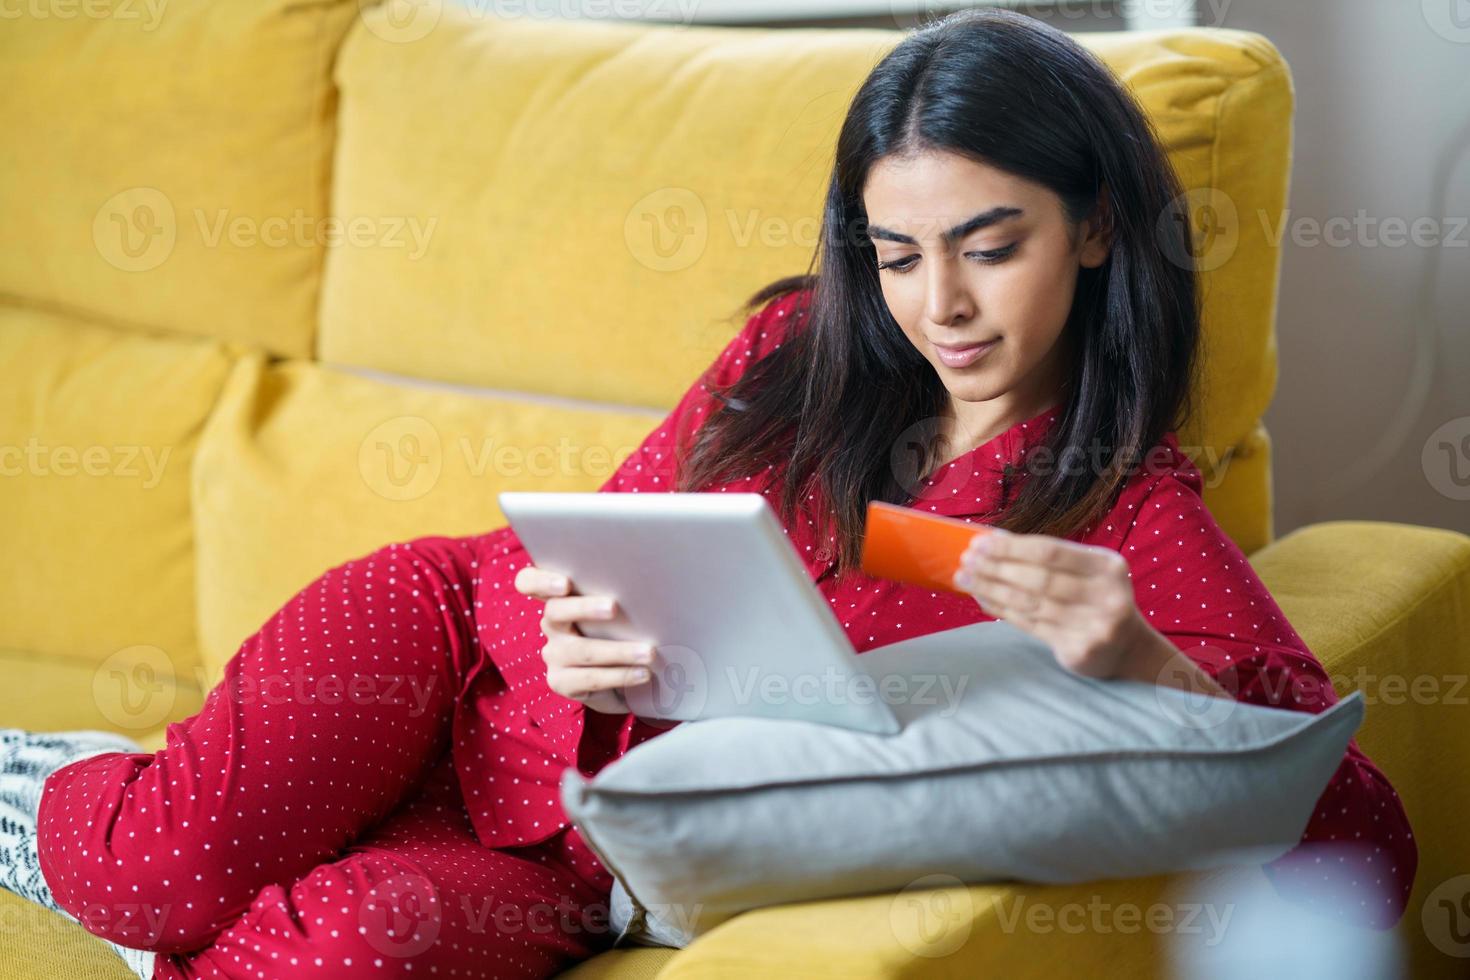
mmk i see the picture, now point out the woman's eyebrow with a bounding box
[865,206,1025,246]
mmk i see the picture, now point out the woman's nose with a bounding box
[924,258,976,326]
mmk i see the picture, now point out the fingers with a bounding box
[966,530,1125,579]
[959,532,1126,606]
[515,565,653,711]
[958,568,1072,627]
[514,564,573,599]
[554,664,654,702]
[956,533,1141,668]
[958,557,1094,608]
[544,634,656,669]
[541,594,621,635]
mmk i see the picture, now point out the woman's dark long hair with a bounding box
[676,6,1202,585]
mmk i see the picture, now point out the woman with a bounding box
[0,7,1414,978]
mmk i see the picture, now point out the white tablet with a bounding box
[497,491,900,735]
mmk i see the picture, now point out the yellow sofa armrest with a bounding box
[1248,520,1470,822]
[1248,520,1470,978]
[1247,521,1470,701]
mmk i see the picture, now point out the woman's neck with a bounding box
[938,392,1061,464]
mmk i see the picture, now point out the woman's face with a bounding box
[862,149,1109,445]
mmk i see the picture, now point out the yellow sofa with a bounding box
[2,2,1467,977]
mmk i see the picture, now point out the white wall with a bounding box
[1203,0,1469,537]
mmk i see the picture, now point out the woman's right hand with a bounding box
[513,564,658,715]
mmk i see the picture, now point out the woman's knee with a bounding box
[294,535,481,711]
[37,754,259,952]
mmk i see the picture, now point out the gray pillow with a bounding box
[560,619,1365,949]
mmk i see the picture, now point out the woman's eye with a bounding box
[876,256,919,274]
[971,243,1018,264]
[877,244,1017,275]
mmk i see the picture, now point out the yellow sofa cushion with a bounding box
[0,305,231,674]
[0,890,140,980]
[320,14,1290,553]
[0,0,362,357]
[191,353,674,678]
[556,947,678,979]
[0,647,204,738]
[320,4,875,408]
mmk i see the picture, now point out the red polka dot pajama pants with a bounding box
[36,536,620,979]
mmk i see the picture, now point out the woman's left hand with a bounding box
[952,527,1147,680]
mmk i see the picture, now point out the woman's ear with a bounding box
[1078,182,1113,269]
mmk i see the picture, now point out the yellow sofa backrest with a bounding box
[0,0,361,357]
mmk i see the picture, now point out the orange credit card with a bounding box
[860,500,994,595]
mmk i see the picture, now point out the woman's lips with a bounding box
[933,338,1000,368]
